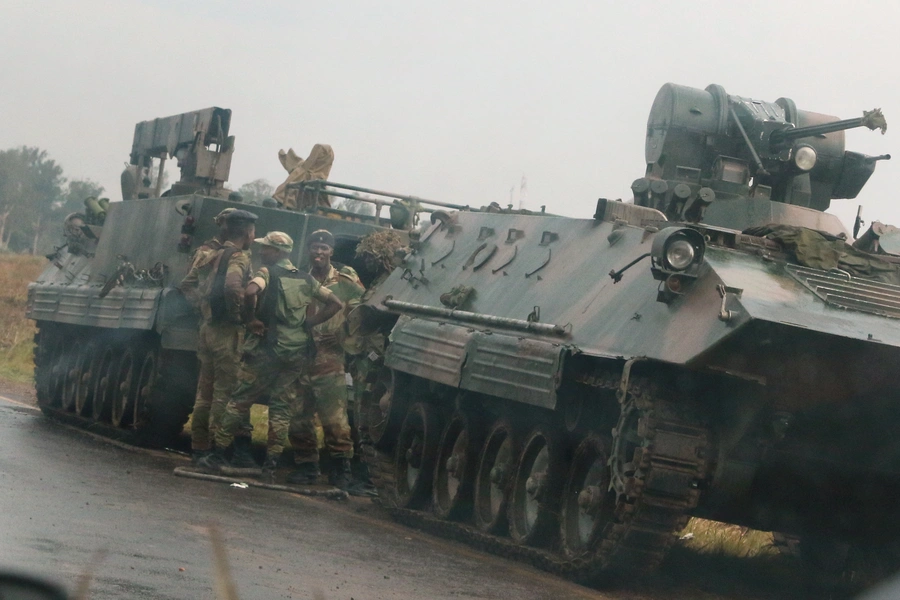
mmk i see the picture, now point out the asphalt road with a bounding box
[0,395,625,600]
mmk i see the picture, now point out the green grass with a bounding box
[0,254,45,383]
[677,518,778,559]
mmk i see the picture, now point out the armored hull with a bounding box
[27,194,394,445]
[353,83,899,577]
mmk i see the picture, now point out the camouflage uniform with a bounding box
[214,250,336,460]
[179,238,251,452]
[288,263,364,465]
[344,272,389,418]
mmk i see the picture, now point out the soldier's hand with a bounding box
[247,319,266,336]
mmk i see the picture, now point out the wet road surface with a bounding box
[0,396,622,600]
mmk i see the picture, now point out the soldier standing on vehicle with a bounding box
[200,231,343,483]
[286,230,365,492]
[179,209,259,467]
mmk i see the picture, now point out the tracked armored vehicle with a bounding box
[355,83,898,577]
[25,108,466,445]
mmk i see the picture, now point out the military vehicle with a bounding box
[353,83,898,578]
[25,107,466,446]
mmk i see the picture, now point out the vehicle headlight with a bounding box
[665,239,695,270]
[651,226,706,274]
[793,145,817,172]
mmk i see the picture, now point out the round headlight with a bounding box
[665,238,695,270]
[793,145,817,171]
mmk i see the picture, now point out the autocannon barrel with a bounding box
[770,109,886,146]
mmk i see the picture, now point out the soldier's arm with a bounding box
[243,268,268,335]
[306,286,343,327]
[178,264,202,309]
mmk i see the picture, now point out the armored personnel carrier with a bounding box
[355,83,898,577]
[25,107,464,445]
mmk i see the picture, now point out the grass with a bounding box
[677,518,778,559]
[183,405,272,445]
[0,254,46,383]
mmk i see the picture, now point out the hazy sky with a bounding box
[2,1,898,231]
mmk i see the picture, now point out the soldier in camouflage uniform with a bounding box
[286,230,365,491]
[200,231,343,483]
[179,209,258,467]
[342,230,407,488]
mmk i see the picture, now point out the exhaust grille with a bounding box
[786,264,900,319]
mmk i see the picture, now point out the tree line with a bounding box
[0,146,104,255]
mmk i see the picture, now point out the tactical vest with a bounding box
[258,265,317,358]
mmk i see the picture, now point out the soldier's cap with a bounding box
[307,229,334,248]
[224,209,259,224]
[214,207,237,225]
[254,231,293,252]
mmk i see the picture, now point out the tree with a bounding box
[0,147,65,253]
[58,179,105,215]
[237,178,274,205]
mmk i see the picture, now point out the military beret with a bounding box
[255,231,293,252]
[308,229,334,248]
[225,209,259,223]
[214,207,237,225]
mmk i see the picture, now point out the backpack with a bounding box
[208,247,239,323]
[258,265,318,359]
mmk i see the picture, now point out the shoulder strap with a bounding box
[208,247,239,323]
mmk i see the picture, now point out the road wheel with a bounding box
[560,434,613,558]
[394,402,441,509]
[508,425,566,547]
[92,345,117,422]
[474,418,519,534]
[34,324,57,407]
[111,348,137,427]
[46,338,68,408]
[133,347,159,427]
[432,409,484,521]
[61,341,83,412]
[74,343,98,416]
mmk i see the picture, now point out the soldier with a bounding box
[179,209,259,467]
[286,230,365,491]
[342,230,407,489]
[196,207,235,258]
[200,231,343,483]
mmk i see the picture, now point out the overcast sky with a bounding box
[2,1,898,231]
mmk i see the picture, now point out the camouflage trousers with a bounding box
[215,348,310,457]
[289,345,354,464]
[191,321,244,451]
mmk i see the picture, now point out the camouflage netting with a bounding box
[273,144,335,210]
[355,230,406,273]
[745,224,900,284]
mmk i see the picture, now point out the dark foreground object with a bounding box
[172,466,349,500]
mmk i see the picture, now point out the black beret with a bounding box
[225,209,259,223]
[308,229,334,248]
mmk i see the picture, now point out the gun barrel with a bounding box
[771,108,887,146]
[770,117,868,146]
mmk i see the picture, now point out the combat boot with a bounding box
[191,449,211,468]
[328,458,354,489]
[195,447,228,474]
[230,436,258,469]
[259,454,279,485]
[285,462,321,486]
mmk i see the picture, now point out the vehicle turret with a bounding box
[634,83,889,233]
